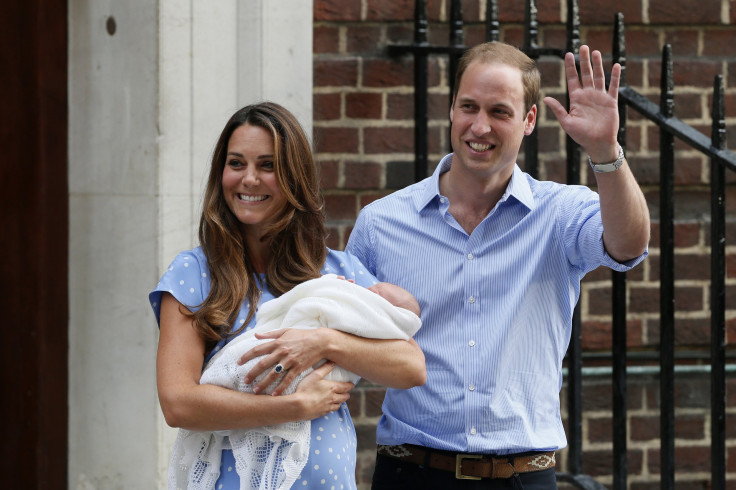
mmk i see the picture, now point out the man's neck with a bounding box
[438,165,513,235]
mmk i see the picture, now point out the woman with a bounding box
[150,102,426,490]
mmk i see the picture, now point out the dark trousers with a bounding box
[371,453,558,490]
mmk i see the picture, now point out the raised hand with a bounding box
[543,45,621,163]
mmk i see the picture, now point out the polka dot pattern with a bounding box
[149,247,377,489]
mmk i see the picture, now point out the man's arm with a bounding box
[543,45,650,262]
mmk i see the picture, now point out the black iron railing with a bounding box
[387,1,735,489]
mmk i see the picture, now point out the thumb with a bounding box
[543,96,567,124]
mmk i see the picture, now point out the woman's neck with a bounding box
[243,233,271,274]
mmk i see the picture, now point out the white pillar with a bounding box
[68,0,313,487]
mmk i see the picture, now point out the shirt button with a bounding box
[470,427,477,435]
[468,296,475,304]
[469,340,475,347]
[469,384,475,391]
[440,197,446,203]
[467,253,474,260]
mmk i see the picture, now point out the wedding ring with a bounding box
[274,363,285,374]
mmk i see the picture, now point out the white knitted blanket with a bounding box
[168,275,421,490]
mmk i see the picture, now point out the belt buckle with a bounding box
[455,454,482,480]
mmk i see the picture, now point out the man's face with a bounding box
[449,61,536,180]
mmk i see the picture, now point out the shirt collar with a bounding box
[415,154,536,212]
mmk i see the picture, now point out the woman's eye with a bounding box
[261,161,274,170]
[227,159,243,168]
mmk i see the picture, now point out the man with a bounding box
[346,42,649,489]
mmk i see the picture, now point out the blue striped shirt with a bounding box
[346,154,647,454]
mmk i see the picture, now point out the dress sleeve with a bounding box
[148,249,210,327]
[322,249,379,289]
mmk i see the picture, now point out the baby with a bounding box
[169,275,421,490]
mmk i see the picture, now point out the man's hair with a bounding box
[453,42,541,113]
[195,102,326,349]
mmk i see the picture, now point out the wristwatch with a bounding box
[588,144,624,173]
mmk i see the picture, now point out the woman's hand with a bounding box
[293,361,354,419]
[238,327,336,396]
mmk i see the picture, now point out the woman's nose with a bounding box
[242,168,259,185]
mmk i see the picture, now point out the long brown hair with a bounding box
[195,102,326,348]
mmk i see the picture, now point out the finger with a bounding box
[542,96,568,123]
[608,63,621,99]
[578,45,594,88]
[237,339,277,365]
[254,328,286,340]
[243,354,279,384]
[270,367,300,396]
[563,51,581,92]
[311,361,336,379]
[254,360,291,394]
[591,50,606,91]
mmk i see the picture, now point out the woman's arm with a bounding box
[240,328,427,396]
[156,293,353,431]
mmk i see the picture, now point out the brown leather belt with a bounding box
[377,444,555,480]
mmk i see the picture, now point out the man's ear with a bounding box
[524,104,537,135]
[449,96,455,123]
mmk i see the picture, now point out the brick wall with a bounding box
[314,0,736,487]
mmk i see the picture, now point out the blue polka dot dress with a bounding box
[150,247,378,489]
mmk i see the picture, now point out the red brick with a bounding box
[429,92,451,119]
[495,0,525,23]
[625,29,662,57]
[314,24,340,54]
[359,191,391,208]
[324,224,343,250]
[587,286,611,314]
[365,0,414,21]
[364,126,414,154]
[314,0,362,21]
[314,127,359,153]
[314,93,341,121]
[586,416,612,443]
[344,161,383,189]
[631,415,659,442]
[346,25,383,54]
[674,317,712,347]
[542,27,569,51]
[501,27,524,48]
[649,59,724,88]
[323,193,358,221]
[674,253,711,280]
[663,29,700,57]
[346,92,383,119]
[537,126,562,152]
[629,286,659,314]
[621,59,644,86]
[580,0,644,25]
[673,221,701,248]
[674,414,706,440]
[363,58,413,87]
[386,24,415,45]
[364,388,386,417]
[318,159,340,189]
[464,25,488,48]
[538,58,563,90]
[648,0,721,24]
[314,58,359,87]
[386,93,413,120]
[583,28,615,57]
